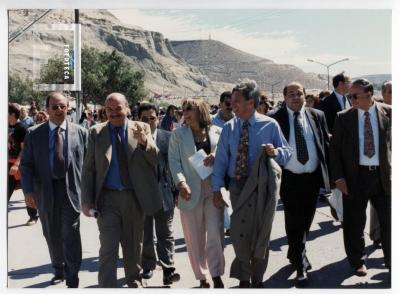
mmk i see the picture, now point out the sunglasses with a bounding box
[141,116,157,123]
[51,105,67,110]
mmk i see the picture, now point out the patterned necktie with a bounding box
[294,112,309,165]
[115,127,131,187]
[364,112,375,158]
[342,95,347,110]
[235,120,249,180]
[53,126,65,179]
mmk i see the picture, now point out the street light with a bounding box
[265,80,283,102]
[307,58,349,90]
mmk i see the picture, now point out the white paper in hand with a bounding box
[188,149,213,180]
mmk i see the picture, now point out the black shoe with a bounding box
[212,276,224,288]
[163,270,180,285]
[225,229,230,236]
[354,264,367,277]
[373,240,382,249]
[66,277,79,288]
[142,269,153,279]
[199,279,210,288]
[50,274,65,285]
[26,216,38,226]
[252,282,264,288]
[295,270,308,288]
[127,280,142,288]
[239,281,251,288]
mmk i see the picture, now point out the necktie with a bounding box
[115,127,131,187]
[342,95,347,110]
[364,112,375,158]
[235,120,249,180]
[53,126,65,179]
[294,112,309,165]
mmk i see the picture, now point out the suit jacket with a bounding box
[330,102,391,196]
[155,128,176,211]
[230,150,281,261]
[20,121,88,213]
[268,105,331,191]
[318,92,351,134]
[168,125,221,210]
[81,120,162,216]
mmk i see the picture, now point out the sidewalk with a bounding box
[7,189,390,288]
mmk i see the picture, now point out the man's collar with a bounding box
[49,119,67,131]
[286,104,305,117]
[239,111,256,126]
[109,119,128,131]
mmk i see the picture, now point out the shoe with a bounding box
[252,282,264,288]
[127,280,142,288]
[142,269,153,279]
[225,229,230,236]
[50,274,65,285]
[66,277,79,288]
[295,270,308,288]
[212,276,224,288]
[199,279,210,288]
[163,270,180,285]
[26,217,38,226]
[373,240,382,249]
[238,280,251,288]
[355,264,367,277]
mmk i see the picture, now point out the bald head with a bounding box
[105,92,129,127]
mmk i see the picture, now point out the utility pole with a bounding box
[307,58,349,90]
[74,9,82,122]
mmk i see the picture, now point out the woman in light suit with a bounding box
[168,98,225,288]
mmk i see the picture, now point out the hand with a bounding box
[9,164,19,176]
[213,191,228,208]
[25,193,37,209]
[82,203,94,217]
[178,181,191,201]
[203,153,215,167]
[133,124,147,147]
[264,143,276,157]
[335,179,349,196]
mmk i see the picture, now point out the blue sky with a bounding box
[111,9,391,77]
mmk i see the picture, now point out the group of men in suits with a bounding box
[17,74,391,288]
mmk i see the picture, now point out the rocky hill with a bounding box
[9,9,229,101]
[171,39,327,94]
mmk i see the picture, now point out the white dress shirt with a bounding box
[284,106,319,174]
[334,90,350,110]
[358,103,380,166]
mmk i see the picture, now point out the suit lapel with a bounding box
[376,103,389,162]
[127,121,138,161]
[99,123,112,165]
[305,108,323,152]
[41,122,51,176]
[350,109,359,160]
[279,107,290,141]
[66,122,74,168]
[184,126,197,155]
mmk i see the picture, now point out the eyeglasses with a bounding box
[141,116,157,123]
[50,105,67,110]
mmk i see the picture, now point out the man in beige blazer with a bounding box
[81,93,162,288]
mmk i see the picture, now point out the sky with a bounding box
[111,9,391,78]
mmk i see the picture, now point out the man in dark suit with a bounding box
[330,78,391,276]
[20,92,88,288]
[81,93,162,288]
[318,73,352,134]
[268,82,330,287]
[138,103,180,286]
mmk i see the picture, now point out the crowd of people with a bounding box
[7,74,391,288]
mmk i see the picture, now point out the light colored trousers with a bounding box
[180,178,225,280]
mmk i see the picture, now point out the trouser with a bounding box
[179,178,225,280]
[280,169,320,271]
[142,208,175,271]
[97,189,145,287]
[7,163,37,219]
[39,179,81,287]
[369,205,381,242]
[221,188,231,230]
[228,178,270,284]
[342,167,391,269]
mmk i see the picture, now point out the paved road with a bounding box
[7,189,390,288]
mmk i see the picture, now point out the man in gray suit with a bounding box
[138,103,180,286]
[20,92,88,288]
[81,93,162,288]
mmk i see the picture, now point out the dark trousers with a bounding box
[280,169,320,271]
[40,179,82,287]
[142,208,175,272]
[8,163,37,219]
[342,167,391,269]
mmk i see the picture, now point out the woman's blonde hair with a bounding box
[182,98,212,129]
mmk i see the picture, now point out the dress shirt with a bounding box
[104,120,130,190]
[284,106,319,173]
[48,120,67,178]
[334,90,349,110]
[358,103,380,166]
[212,111,292,192]
[212,110,232,128]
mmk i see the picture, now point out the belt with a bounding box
[359,165,379,171]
